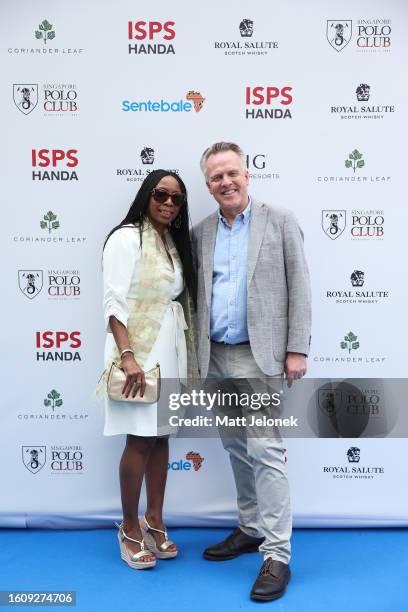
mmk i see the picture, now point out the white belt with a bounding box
[169,300,188,381]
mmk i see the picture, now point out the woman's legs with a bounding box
[120,434,156,560]
[144,436,176,552]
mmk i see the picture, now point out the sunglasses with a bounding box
[151,187,186,208]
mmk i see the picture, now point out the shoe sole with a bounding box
[250,574,291,601]
[203,544,260,561]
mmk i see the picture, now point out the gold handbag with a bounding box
[106,361,161,403]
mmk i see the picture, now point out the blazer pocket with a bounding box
[272,317,288,362]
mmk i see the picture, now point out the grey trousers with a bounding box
[207,342,291,563]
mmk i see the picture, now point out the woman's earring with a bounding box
[174,215,182,229]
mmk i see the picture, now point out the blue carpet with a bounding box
[0,528,407,611]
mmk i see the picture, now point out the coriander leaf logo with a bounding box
[345,149,365,173]
[340,331,360,354]
[35,20,55,45]
[40,211,60,233]
[44,389,63,411]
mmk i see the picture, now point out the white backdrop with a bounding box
[1,0,408,528]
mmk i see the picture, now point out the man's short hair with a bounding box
[200,142,245,178]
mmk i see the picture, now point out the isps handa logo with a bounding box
[127,20,175,55]
[31,149,79,181]
[245,86,293,120]
[122,91,205,114]
[168,452,204,472]
[35,331,82,362]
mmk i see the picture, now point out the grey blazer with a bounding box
[192,198,312,377]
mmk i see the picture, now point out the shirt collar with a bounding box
[218,197,252,227]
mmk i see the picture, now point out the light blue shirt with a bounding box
[210,200,251,343]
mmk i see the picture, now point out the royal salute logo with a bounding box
[13,83,79,117]
[214,19,278,56]
[18,270,43,299]
[127,20,175,54]
[116,148,179,183]
[326,18,391,52]
[245,86,293,120]
[325,270,389,305]
[322,448,385,480]
[330,84,395,120]
[50,445,84,473]
[32,149,79,181]
[326,21,352,52]
[22,446,46,474]
[351,270,364,287]
[322,210,346,240]
[13,84,38,114]
[168,451,205,471]
[35,331,82,362]
[317,149,391,183]
[140,147,154,164]
[245,153,280,181]
[122,91,205,114]
[8,19,84,55]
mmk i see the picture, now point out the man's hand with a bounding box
[284,352,307,388]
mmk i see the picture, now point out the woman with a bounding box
[101,170,197,569]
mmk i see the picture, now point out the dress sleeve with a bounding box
[103,227,141,331]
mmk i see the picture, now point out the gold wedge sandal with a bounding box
[140,516,178,559]
[116,522,156,570]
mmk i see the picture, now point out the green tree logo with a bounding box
[345,150,365,173]
[44,389,63,411]
[35,20,55,45]
[40,211,60,233]
[340,331,360,354]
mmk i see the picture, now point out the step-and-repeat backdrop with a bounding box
[2,0,407,528]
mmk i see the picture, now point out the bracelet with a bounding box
[120,348,134,358]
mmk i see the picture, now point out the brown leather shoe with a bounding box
[250,558,291,601]
[203,527,264,561]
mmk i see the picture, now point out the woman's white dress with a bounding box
[102,225,186,437]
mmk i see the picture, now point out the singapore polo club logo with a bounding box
[18,270,43,299]
[13,84,38,115]
[322,210,346,240]
[22,446,46,474]
[326,20,352,52]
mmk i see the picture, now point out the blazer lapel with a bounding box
[202,211,218,306]
[247,199,268,287]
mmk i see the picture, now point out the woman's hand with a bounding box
[121,353,146,398]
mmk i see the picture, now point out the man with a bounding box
[193,142,311,601]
